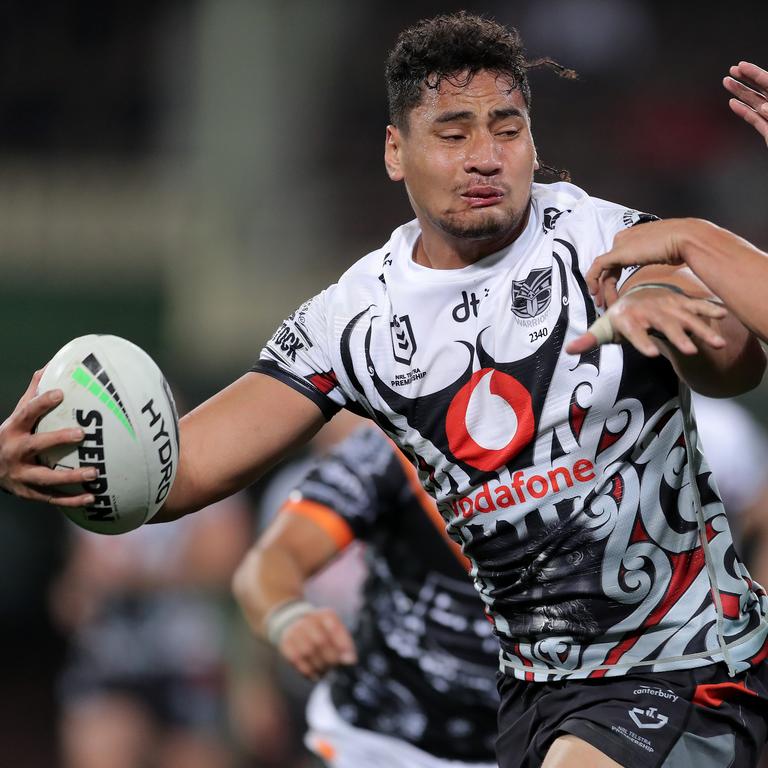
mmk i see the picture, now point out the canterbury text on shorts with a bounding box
[495,662,768,767]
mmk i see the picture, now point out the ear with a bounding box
[384,125,404,181]
[534,147,540,172]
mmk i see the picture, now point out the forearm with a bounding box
[681,219,768,342]
[621,264,766,396]
[661,311,765,396]
[232,544,308,639]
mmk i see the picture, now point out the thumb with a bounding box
[566,332,599,355]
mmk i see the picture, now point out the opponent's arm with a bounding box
[567,256,766,397]
[581,219,768,342]
[232,511,357,680]
[618,263,765,396]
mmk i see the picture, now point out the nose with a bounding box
[463,132,502,176]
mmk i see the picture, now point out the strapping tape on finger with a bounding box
[587,314,618,344]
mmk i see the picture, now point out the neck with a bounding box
[413,205,531,270]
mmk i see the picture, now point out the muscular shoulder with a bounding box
[531,181,657,271]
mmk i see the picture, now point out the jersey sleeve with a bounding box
[590,199,661,292]
[280,428,405,547]
[252,288,347,420]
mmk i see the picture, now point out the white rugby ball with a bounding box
[35,335,179,534]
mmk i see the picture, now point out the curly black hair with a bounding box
[385,12,531,130]
[385,12,576,180]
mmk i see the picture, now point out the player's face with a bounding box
[385,70,538,254]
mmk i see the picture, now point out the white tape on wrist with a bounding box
[587,314,616,344]
[265,599,314,646]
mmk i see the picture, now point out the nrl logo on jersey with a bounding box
[511,267,552,321]
[390,313,417,365]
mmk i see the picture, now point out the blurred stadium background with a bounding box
[2,1,768,765]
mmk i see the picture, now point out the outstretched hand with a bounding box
[0,369,96,507]
[566,285,728,358]
[584,220,691,308]
[278,607,358,680]
[724,61,768,147]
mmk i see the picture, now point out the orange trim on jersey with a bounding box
[280,498,355,551]
[311,737,337,761]
[389,440,470,573]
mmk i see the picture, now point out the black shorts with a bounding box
[496,663,768,768]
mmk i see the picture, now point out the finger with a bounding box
[286,648,321,680]
[612,318,660,357]
[653,319,699,355]
[314,624,346,668]
[15,486,95,508]
[728,99,768,143]
[588,314,615,345]
[565,332,599,355]
[723,76,767,111]
[653,301,726,353]
[731,62,768,94]
[601,274,620,307]
[27,427,85,457]
[677,309,726,349]
[586,260,626,294]
[15,369,46,410]
[318,612,358,663]
[686,299,728,321]
[18,464,99,488]
[285,619,340,671]
[282,635,327,679]
[17,388,64,432]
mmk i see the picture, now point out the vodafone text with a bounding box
[449,458,596,519]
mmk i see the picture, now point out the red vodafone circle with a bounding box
[446,368,534,472]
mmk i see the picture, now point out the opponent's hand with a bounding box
[723,61,768,147]
[585,221,690,308]
[566,287,728,358]
[0,369,97,507]
[278,607,357,680]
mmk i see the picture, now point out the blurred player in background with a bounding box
[233,426,499,768]
[51,493,250,768]
[229,411,366,768]
[3,12,768,768]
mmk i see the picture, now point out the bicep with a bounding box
[158,372,327,520]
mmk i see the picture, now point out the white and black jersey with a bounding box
[256,181,768,682]
[282,427,499,762]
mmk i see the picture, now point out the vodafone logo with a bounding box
[446,368,534,471]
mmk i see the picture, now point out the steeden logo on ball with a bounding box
[35,335,179,534]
